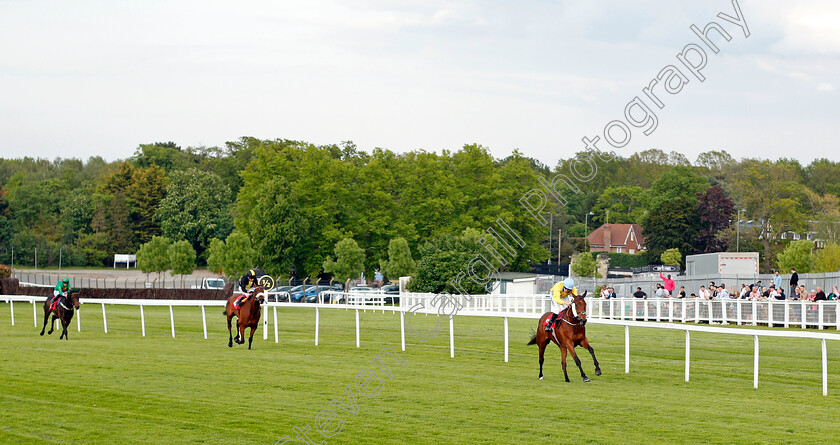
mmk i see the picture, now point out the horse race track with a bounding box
[1,303,839,444]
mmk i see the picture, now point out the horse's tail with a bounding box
[527,329,537,346]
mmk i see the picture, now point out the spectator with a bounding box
[710,285,719,299]
[600,285,610,299]
[829,285,840,300]
[815,287,827,302]
[808,290,817,302]
[738,284,749,299]
[773,271,783,290]
[777,288,786,300]
[756,280,764,293]
[678,286,686,299]
[790,268,799,297]
[762,285,774,299]
[633,287,647,299]
[717,284,730,299]
[690,293,697,298]
[749,285,761,300]
[607,287,617,299]
[698,285,707,299]
[655,284,666,298]
[660,272,675,296]
[769,287,781,300]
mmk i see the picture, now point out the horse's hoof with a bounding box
[228,342,233,348]
[595,369,602,376]
[40,332,44,336]
[539,376,543,380]
[583,377,591,382]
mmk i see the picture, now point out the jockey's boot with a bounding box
[545,313,558,332]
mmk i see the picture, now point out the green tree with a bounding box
[136,236,172,285]
[661,248,682,265]
[156,168,232,261]
[571,252,600,278]
[777,240,814,273]
[223,231,256,279]
[408,233,487,294]
[206,238,227,277]
[380,237,416,279]
[813,243,840,273]
[323,238,366,282]
[126,165,168,245]
[591,186,648,226]
[168,240,196,287]
[642,196,699,264]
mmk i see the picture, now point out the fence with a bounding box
[13,271,222,290]
[4,293,839,396]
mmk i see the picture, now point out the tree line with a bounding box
[1,140,839,288]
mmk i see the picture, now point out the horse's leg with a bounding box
[60,318,69,340]
[560,346,570,383]
[580,338,601,376]
[237,320,246,344]
[538,335,547,380]
[40,307,50,336]
[248,325,255,350]
[48,314,57,335]
[227,312,234,348]
[566,344,590,382]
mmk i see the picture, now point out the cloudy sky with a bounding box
[0,0,838,166]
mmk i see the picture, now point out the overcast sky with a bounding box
[1,0,838,167]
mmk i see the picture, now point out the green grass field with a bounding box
[1,302,839,444]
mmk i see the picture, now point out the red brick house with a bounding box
[587,224,645,254]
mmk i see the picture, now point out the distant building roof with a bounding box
[587,223,646,250]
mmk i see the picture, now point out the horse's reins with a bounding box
[560,298,585,326]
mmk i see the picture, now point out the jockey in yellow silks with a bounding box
[546,277,578,332]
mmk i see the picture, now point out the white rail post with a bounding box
[504,317,509,363]
[263,307,268,340]
[819,304,824,330]
[753,335,759,389]
[315,308,320,346]
[752,300,757,326]
[101,303,108,333]
[273,306,278,343]
[822,339,828,396]
[169,305,175,338]
[201,305,207,339]
[624,325,630,374]
[10,300,14,326]
[76,307,81,331]
[399,310,405,352]
[33,300,37,327]
[449,316,455,358]
[801,301,807,329]
[355,309,359,348]
[140,305,146,337]
[695,299,699,324]
[685,330,690,382]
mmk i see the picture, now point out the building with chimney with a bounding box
[586,223,645,254]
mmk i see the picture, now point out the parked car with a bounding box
[269,285,292,302]
[290,285,319,303]
[190,278,226,290]
[348,286,376,293]
[305,284,345,303]
[381,284,400,305]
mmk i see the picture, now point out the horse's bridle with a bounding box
[561,298,586,326]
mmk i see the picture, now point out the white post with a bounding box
[273,306,278,343]
[822,339,828,396]
[685,330,690,382]
[140,305,146,337]
[355,309,359,348]
[199,305,207,339]
[819,304,824,330]
[263,308,268,340]
[169,305,175,338]
[503,317,509,363]
[801,301,807,329]
[753,335,759,389]
[624,325,630,374]
[101,303,107,333]
[695,299,699,324]
[400,310,405,352]
[752,300,757,326]
[76,306,80,331]
[315,308,320,346]
[10,300,14,326]
[449,317,455,358]
[33,300,37,327]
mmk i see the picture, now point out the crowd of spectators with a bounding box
[601,268,840,301]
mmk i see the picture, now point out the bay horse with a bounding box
[40,290,81,340]
[527,291,601,382]
[224,286,265,349]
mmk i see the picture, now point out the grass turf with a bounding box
[1,302,839,444]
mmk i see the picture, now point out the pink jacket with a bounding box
[660,273,675,292]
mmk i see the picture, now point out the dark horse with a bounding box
[224,286,265,349]
[40,291,80,340]
[527,291,601,382]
